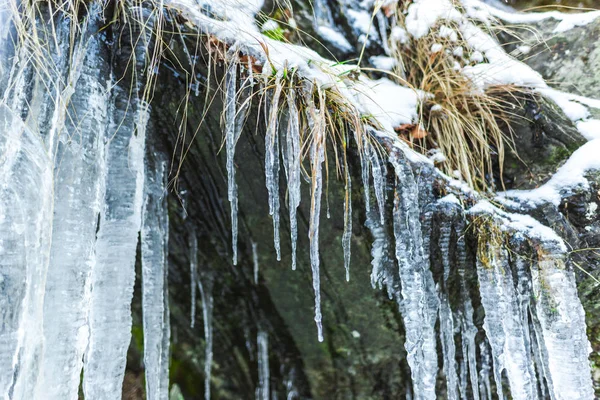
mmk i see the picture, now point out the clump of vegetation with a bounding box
[390,4,529,192]
[471,215,507,269]
[507,0,598,11]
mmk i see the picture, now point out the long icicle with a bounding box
[0,105,53,398]
[265,75,283,261]
[307,85,326,342]
[225,56,239,265]
[342,169,352,282]
[256,329,270,400]
[390,152,439,400]
[252,241,259,284]
[141,156,170,400]
[83,7,153,397]
[190,229,198,328]
[198,276,214,400]
[285,85,301,271]
[31,7,108,399]
[83,95,148,400]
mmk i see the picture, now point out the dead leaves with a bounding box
[394,123,429,140]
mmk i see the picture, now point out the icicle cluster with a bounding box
[364,144,595,399]
[0,5,171,399]
[0,0,597,399]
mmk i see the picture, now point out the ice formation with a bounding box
[256,329,270,400]
[0,0,597,398]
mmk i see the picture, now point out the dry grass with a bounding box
[471,215,506,269]
[390,8,531,192]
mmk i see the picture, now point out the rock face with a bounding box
[144,12,600,399]
[0,1,599,400]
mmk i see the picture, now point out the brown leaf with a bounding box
[382,4,396,17]
[410,125,428,139]
[394,123,414,133]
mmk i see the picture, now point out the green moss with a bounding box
[131,324,145,353]
[263,27,286,42]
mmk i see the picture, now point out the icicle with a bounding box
[225,57,239,265]
[512,244,544,398]
[198,277,214,400]
[286,87,301,271]
[479,342,493,400]
[530,255,595,400]
[307,96,326,342]
[475,244,537,400]
[369,144,386,225]
[360,148,371,215]
[456,235,480,400]
[141,155,170,400]
[256,329,270,400]
[529,323,548,400]
[437,206,459,400]
[0,105,53,398]
[190,230,198,328]
[31,9,109,399]
[342,172,352,281]
[252,241,259,284]
[83,94,149,400]
[390,152,439,400]
[365,210,396,299]
[265,77,283,261]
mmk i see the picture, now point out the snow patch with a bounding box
[500,139,600,206]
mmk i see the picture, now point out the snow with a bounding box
[470,50,483,63]
[261,19,279,32]
[438,25,455,40]
[517,45,531,55]
[317,26,353,52]
[356,78,419,132]
[577,119,600,140]
[431,43,443,53]
[469,200,566,251]
[405,0,462,39]
[346,9,373,36]
[539,88,590,121]
[391,26,409,44]
[369,55,396,71]
[500,139,600,207]
[464,0,600,34]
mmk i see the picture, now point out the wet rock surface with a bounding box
[119,17,600,398]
